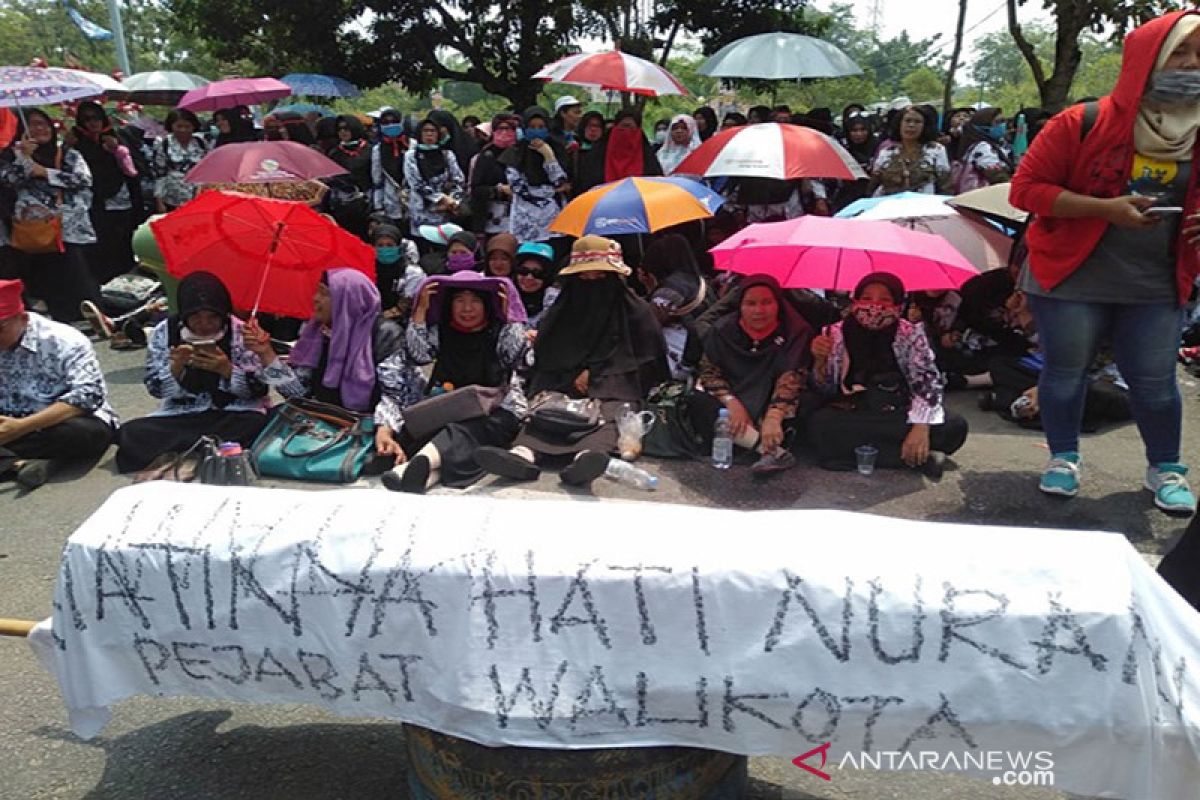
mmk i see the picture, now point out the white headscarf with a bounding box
[1135,14,1200,161]
[656,114,702,175]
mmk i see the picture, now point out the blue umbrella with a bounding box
[280,73,361,98]
[835,191,944,218]
[271,103,334,117]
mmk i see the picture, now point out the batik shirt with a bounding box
[402,149,465,236]
[504,160,568,242]
[142,318,270,417]
[0,313,117,427]
[0,148,96,245]
[153,135,208,208]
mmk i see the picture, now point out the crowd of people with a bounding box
[3,10,1200,555]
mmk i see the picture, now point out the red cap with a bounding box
[0,279,26,318]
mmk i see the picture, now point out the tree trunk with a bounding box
[1008,0,1086,114]
[943,0,969,119]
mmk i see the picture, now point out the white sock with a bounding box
[510,445,536,463]
[965,373,993,388]
[417,443,443,471]
[734,427,760,450]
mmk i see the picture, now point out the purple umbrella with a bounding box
[178,77,292,112]
[0,66,104,126]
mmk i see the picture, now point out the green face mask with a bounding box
[376,245,402,265]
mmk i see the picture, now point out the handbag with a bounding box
[641,381,706,460]
[251,398,376,483]
[10,147,64,255]
[401,384,506,440]
[526,391,603,440]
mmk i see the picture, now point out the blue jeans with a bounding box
[1028,295,1182,464]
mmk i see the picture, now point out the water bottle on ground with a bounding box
[217,442,254,486]
[712,409,733,470]
[604,459,659,491]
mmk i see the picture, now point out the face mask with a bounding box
[417,142,440,151]
[492,128,517,148]
[1147,69,1200,105]
[376,245,402,265]
[181,324,226,344]
[438,133,452,147]
[850,300,899,331]
[653,129,667,144]
[381,123,403,138]
[976,123,1006,140]
[524,127,550,141]
[447,251,476,272]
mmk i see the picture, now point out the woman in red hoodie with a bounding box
[1010,11,1200,513]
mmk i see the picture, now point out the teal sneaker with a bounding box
[1144,463,1197,514]
[1039,452,1080,497]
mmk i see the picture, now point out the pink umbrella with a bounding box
[675,123,865,181]
[185,141,347,184]
[534,50,688,97]
[178,77,291,112]
[710,216,979,292]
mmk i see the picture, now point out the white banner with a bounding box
[31,484,1200,799]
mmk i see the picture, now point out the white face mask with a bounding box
[653,129,667,144]
[180,324,226,344]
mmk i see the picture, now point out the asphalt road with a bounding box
[2,340,1194,800]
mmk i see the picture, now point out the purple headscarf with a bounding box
[288,269,380,411]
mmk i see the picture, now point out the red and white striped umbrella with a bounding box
[534,50,688,97]
[674,122,867,181]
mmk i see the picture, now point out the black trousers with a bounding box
[807,405,969,470]
[989,354,1132,432]
[3,244,103,322]
[88,207,137,284]
[1158,513,1200,612]
[115,410,270,473]
[0,416,114,466]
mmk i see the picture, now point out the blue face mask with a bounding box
[979,122,1007,140]
[524,127,550,141]
[381,123,403,138]
[376,245,402,265]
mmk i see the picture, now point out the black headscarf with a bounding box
[693,107,719,141]
[956,107,1013,170]
[72,102,125,203]
[430,288,508,390]
[167,271,238,407]
[498,106,565,186]
[516,250,556,317]
[701,274,812,420]
[213,107,257,147]
[840,113,879,169]
[20,109,61,169]
[376,109,408,180]
[428,109,478,172]
[842,271,905,391]
[532,273,668,400]
[414,117,450,182]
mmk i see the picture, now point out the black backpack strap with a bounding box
[1080,101,1100,143]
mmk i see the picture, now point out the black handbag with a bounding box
[526,391,603,440]
[641,381,706,459]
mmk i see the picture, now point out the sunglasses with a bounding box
[514,265,544,277]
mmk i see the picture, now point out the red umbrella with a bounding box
[185,141,347,184]
[534,50,688,97]
[674,122,866,181]
[151,190,375,318]
[178,77,291,112]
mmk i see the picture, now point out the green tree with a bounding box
[1006,0,1174,112]
[902,67,944,104]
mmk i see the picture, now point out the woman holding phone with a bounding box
[1011,10,1200,513]
[115,272,271,473]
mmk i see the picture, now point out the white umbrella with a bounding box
[120,71,210,105]
[535,50,688,97]
[0,66,105,126]
[698,33,862,80]
[59,69,129,98]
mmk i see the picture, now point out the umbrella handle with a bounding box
[249,221,286,319]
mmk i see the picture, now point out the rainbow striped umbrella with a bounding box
[549,176,723,237]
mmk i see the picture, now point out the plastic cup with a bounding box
[855,445,879,476]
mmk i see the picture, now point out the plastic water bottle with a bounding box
[430,382,454,397]
[604,459,659,491]
[217,442,253,486]
[711,409,733,470]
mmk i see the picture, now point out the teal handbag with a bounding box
[251,398,376,483]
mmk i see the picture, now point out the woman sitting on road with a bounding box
[243,269,420,416]
[695,274,813,475]
[115,272,270,473]
[378,273,528,494]
[513,242,560,329]
[807,272,969,476]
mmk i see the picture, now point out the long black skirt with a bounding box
[115,409,270,473]
[807,406,969,471]
[400,409,521,489]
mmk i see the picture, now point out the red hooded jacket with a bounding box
[1010,10,1200,305]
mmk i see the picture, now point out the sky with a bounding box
[827,0,1049,58]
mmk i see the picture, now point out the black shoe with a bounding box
[559,450,610,486]
[920,451,946,480]
[475,446,540,482]
[398,455,431,494]
[122,318,148,346]
[977,391,996,412]
[944,372,967,391]
[15,459,52,491]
